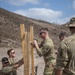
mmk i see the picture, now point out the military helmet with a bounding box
[68,17,75,27]
[2,57,9,64]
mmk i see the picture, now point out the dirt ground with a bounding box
[0,47,45,75]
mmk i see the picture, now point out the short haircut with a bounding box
[59,32,66,37]
[7,49,13,55]
[40,28,49,32]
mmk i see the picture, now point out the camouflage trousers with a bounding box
[43,65,54,75]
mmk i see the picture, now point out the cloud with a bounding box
[73,0,75,9]
[6,0,39,6]
[14,8,71,24]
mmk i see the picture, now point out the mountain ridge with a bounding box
[0,8,70,48]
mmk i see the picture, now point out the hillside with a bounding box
[0,8,70,49]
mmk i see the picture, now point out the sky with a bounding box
[0,0,75,24]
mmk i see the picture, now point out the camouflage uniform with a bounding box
[37,37,55,75]
[55,17,75,75]
[0,58,23,75]
[0,65,16,75]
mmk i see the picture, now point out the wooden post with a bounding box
[30,26,34,75]
[26,32,30,75]
[24,31,28,75]
[20,24,26,75]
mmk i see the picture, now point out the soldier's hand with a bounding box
[30,40,37,47]
[33,40,37,44]
[30,42,35,47]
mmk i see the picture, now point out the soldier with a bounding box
[55,32,67,55]
[7,49,17,75]
[31,28,55,75]
[7,49,16,65]
[0,57,23,75]
[55,17,75,75]
[59,32,67,42]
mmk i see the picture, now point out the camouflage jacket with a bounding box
[37,37,55,74]
[0,65,17,75]
[38,38,54,60]
[56,33,75,74]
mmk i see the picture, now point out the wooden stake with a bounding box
[20,24,30,75]
[26,32,30,75]
[30,26,34,75]
[20,24,26,75]
[24,31,28,75]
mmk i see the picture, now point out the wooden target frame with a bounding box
[20,24,34,75]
